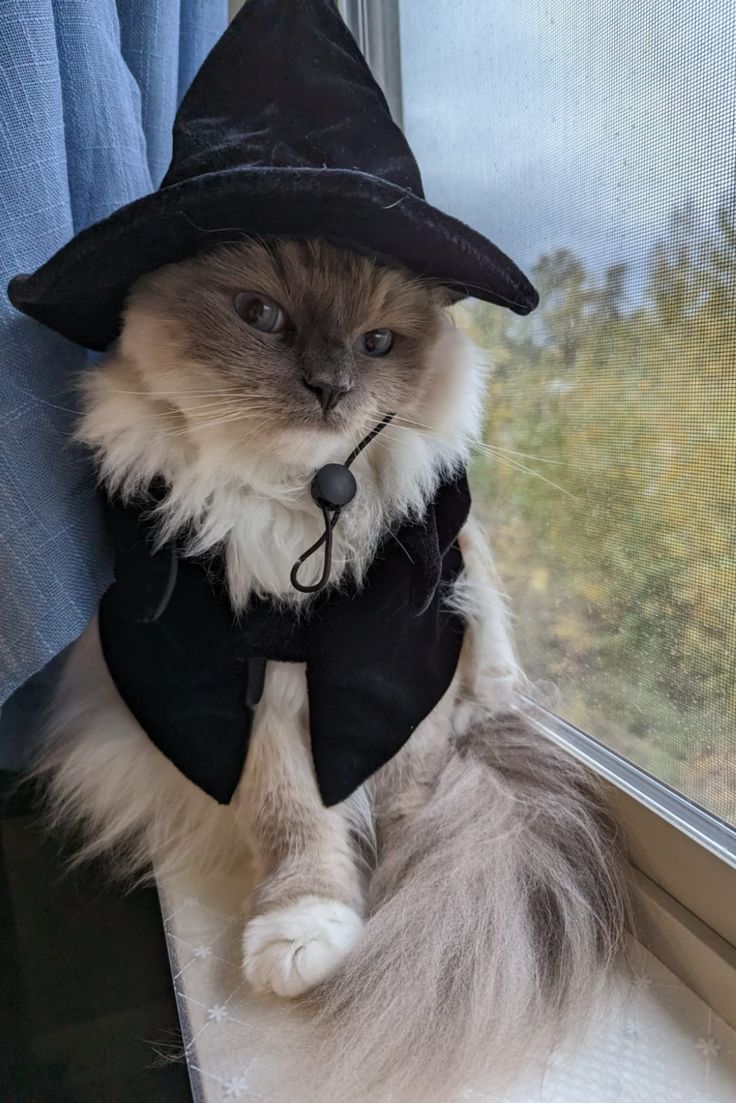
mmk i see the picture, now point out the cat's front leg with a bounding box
[235,663,366,998]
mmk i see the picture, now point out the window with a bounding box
[392,0,736,829]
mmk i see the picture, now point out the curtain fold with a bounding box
[0,0,227,765]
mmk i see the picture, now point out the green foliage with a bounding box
[462,200,736,822]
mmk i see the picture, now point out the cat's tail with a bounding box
[303,710,629,1103]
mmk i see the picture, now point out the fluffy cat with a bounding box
[37,239,628,1101]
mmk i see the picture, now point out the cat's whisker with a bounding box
[386,415,579,492]
[184,403,281,419]
[155,412,268,439]
[371,421,577,498]
[482,451,577,498]
[143,402,268,420]
[9,386,81,416]
[390,413,446,433]
[477,443,575,467]
[394,413,539,455]
[393,412,587,470]
[106,388,278,399]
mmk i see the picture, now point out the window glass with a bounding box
[399,0,736,824]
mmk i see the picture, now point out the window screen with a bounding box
[399,0,736,824]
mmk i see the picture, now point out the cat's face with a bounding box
[122,239,452,458]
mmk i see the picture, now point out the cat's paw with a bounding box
[242,895,363,998]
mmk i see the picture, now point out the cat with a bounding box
[36,238,628,1102]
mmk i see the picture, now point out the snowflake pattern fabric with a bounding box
[158,871,736,1102]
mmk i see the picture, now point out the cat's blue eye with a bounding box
[355,329,394,357]
[234,292,287,334]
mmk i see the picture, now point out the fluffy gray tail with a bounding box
[303,711,629,1102]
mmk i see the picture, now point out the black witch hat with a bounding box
[8,0,537,351]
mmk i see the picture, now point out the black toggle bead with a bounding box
[310,463,357,510]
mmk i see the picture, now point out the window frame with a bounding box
[525,700,736,872]
[352,0,736,1028]
[338,0,404,124]
[525,702,736,1029]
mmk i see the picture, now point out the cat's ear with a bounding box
[432,283,469,310]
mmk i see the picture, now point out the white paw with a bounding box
[242,895,363,998]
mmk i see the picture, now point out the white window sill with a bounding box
[158,870,736,1103]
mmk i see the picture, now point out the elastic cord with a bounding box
[344,411,395,468]
[290,503,339,593]
[290,412,395,595]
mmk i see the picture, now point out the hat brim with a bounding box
[8,166,538,351]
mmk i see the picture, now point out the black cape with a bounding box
[99,474,471,807]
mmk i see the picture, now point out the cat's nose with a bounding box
[303,378,352,414]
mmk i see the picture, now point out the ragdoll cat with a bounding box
[38,238,628,1102]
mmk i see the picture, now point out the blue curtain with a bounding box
[0,0,227,766]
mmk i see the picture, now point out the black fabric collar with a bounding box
[98,471,471,805]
